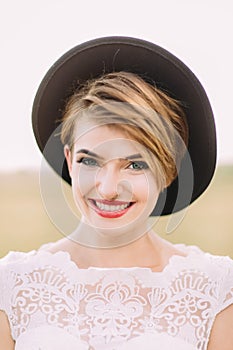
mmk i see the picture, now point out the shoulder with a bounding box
[190,247,233,297]
[188,248,233,349]
[0,248,78,296]
[173,244,233,311]
[176,243,233,279]
[0,310,15,349]
[0,250,34,264]
[0,251,34,310]
[0,250,37,273]
[203,252,233,308]
[172,246,233,349]
[207,303,233,349]
[0,250,45,313]
[0,250,34,275]
[207,252,233,276]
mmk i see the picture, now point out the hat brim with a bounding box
[32,36,216,216]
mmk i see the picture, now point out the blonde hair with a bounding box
[61,71,188,191]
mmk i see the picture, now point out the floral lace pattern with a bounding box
[0,245,233,350]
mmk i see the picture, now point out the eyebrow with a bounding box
[76,149,143,160]
[125,153,143,160]
[76,149,104,160]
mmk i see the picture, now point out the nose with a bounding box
[96,164,120,200]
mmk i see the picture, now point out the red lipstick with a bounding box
[88,199,134,218]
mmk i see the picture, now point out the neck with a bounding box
[71,217,153,249]
[68,228,166,269]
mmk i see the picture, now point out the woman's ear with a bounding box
[64,145,72,177]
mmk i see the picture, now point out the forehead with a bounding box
[72,124,145,159]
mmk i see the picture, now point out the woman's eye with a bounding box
[77,157,99,167]
[128,161,149,170]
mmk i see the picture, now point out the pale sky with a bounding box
[1,0,233,170]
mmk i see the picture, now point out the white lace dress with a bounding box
[0,244,233,350]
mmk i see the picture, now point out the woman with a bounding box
[0,37,233,349]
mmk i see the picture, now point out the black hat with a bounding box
[32,36,216,216]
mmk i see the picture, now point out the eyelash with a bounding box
[76,157,149,171]
[77,157,98,167]
[127,161,149,170]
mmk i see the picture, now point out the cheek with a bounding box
[71,166,97,197]
[137,173,160,204]
[136,181,147,201]
[128,174,151,202]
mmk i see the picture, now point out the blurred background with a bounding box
[0,0,232,258]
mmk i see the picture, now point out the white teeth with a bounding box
[94,201,130,211]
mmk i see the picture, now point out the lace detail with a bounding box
[0,246,233,350]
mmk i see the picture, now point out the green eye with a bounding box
[128,161,149,170]
[77,157,99,167]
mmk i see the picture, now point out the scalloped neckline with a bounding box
[34,242,203,276]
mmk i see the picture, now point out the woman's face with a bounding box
[65,123,160,242]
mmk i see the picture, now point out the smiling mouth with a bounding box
[88,199,135,218]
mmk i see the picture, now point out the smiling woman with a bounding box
[0,36,233,350]
[60,71,187,246]
[64,124,160,246]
